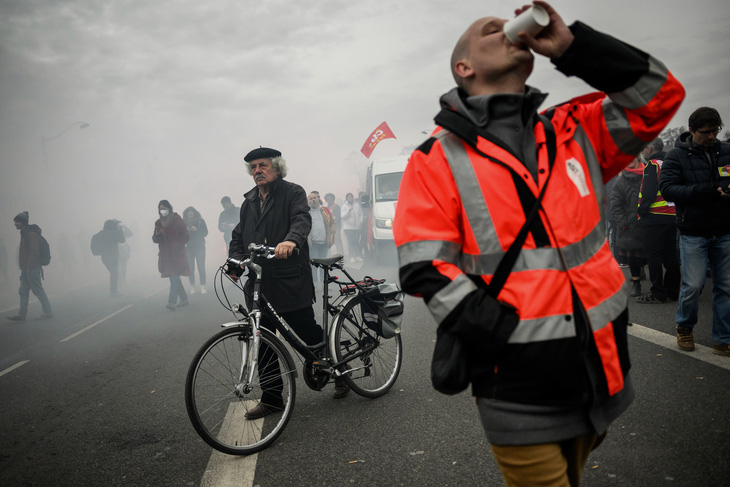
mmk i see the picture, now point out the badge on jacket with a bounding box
[566,158,590,197]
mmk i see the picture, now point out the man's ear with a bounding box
[454,59,474,80]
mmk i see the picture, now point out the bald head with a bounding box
[449,16,534,96]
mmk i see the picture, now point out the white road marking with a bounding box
[0,360,30,378]
[200,402,260,487]
[143,286,167,299]
[59,304,134,342]
[629,323,730,371]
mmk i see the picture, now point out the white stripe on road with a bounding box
[0,360,30,378]
[629,323,730,371]
[200,402,259,487]
[59,304,134,342]
[144,286,167,299]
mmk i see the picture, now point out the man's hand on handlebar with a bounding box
[275,241,297,259]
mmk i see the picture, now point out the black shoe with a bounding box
[245,401,285,420]
[7,315,26,322]
[333,376,350,399]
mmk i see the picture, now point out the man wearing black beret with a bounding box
[228,147,350,418]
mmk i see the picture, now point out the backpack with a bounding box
[90,231,104,256]
[39,235,51,266]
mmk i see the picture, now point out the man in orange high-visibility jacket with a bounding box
[393,1,684,485]
[636,138,680,304]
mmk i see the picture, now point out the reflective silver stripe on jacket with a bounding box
[602,100,647,156]
[437,131,502,255]
[397,240,461,268]
[508,313,576,343]
[571,124,607,218]
[427,273,478,325]
[587,284,629,332]
[607,56,668,110]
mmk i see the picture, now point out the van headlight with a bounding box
[375,218,393,229]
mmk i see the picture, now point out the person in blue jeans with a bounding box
[659,106,730,356]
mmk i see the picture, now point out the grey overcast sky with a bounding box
[1,0,728,242]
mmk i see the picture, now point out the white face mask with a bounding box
[160,209,169,217]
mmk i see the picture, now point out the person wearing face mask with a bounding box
[152,200,190,311]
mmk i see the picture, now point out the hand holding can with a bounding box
[504,5,550,44]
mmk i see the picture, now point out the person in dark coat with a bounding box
[183,206,208,295]
[228,147,349,418]
[96,219,126,296]
[659,106,730,356]
[611,157,647,297]
[7,212,52,321]
[152,200,190,310]
[218,196,239,248]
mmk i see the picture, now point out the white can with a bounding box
[503,5,550,44]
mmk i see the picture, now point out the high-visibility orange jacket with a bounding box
[394,22,684,433]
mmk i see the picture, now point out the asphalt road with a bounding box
[0,258,728,486]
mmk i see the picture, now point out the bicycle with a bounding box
[185,243,404,455]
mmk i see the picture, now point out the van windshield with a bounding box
[375,172,403,202]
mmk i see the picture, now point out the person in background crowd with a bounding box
[183,206,209,295]
[94,219,126,296]
[341,192,362,263]
[393,1,684,484]
[218,196,239,248]
[660,107,730,356]
[611,157,648,297]
[635,138,680,304]
[324,193,343,257]
[117,223,133,286]
[308,192,336,285]
[153,200,190,311]
[7,212,53,321]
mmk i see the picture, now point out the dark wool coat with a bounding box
[611,168,644,252]
[152,213,190,277]
[229,178,314,313]
[18,224,42,270]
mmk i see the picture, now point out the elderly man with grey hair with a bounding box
[228,147,349,419]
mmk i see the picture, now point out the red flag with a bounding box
[360,122,396,158]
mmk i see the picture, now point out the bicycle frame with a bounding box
[226,244,384,386]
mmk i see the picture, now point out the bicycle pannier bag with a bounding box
[360,283,404,339]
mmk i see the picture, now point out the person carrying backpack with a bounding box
[92,219,126,296]
[7,211,53,322]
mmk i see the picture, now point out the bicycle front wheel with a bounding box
[185,326,296,455]
[331,296,403,398]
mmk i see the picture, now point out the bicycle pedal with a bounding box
[312,359,331,369]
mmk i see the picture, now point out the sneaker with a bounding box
[200,287,207,295]
[636,293,667,304]
[189,287,196,295]
[7,315,26,322]
[177,300,189,308]
[676,326,695,351]
[35,313,53,320]
[712,343,730,356]
[630,281,642,297]
[166,303,176,311]
[349,257,356,263]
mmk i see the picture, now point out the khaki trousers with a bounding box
[490,432,605,487]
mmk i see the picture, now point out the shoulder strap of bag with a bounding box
[487,114,556,296]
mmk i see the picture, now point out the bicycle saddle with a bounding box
[310,255,344,267]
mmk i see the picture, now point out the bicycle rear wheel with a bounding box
[185,326,296,455]
[331,296,403,398]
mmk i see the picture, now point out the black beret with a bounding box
[244,147,281,162]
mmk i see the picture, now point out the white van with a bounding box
[365,155,409,262]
